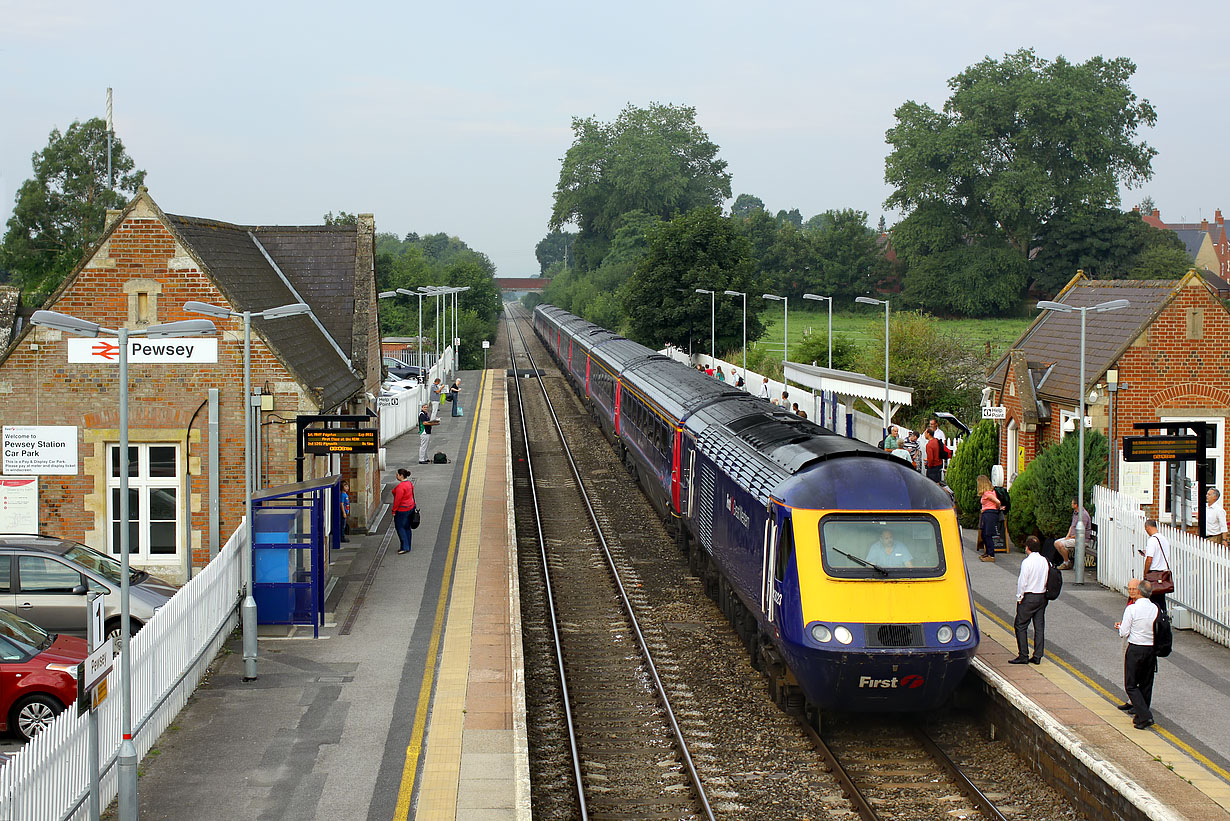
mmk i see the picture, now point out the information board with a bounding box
[1122,435,1200,462]
[303,428,379,454]
[2,426,78,474]
[0,477,38,532]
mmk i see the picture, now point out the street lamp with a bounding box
[451,286,470,380]
[695,289,716,366]
[855,296,890,436]
[802,293,834,370]
[1037,297,1130,584]
[379,289,430,406]
[184,300,310,681]
[30,309,217,821]
[762,294,789,367]
[723,290,747,385]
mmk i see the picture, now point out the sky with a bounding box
[3,1,1228,278]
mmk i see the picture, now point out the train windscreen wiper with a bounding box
[831,547,889,576]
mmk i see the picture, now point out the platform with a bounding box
[129,369,530,821]
[967,532,1230,819]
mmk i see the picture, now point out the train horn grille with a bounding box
[868,624,923,648]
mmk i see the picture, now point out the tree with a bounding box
[1008,431,1108,544]
[1128,246,1193,280]
[323,211,358,225]
[809,209,886,299]
[624,207,764,352]
[534,229,576,274]
[550,103,732,269]
[945,420,999,526]
[1,118,146,297]
[885,50,1156,259]
[731,194,765,219]
[793,331,858,372]
[1031,208,1190,292]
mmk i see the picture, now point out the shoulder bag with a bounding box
[1144,535,1174,595]
[409,506,421,530]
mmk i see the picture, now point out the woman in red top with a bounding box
[977,474,1002,562]
[392,468,417,554]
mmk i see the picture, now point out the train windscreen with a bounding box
[817,515,945,578]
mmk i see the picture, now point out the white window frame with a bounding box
[1158,416,1223,525]
[105,443,182,565]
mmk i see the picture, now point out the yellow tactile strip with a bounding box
[976,605,1230,820]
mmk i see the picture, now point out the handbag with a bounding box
[1144,535,1175,595]
[409,507,421,530]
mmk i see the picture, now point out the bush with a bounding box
[946,420,998,527]
[1007,430,1108,545]
[793,331,858,372]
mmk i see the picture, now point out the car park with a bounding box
[0,535,177,643]
[382,356,424,380]
[0,608,86,741]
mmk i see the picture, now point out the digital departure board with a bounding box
[303,428,379,454]
[1122,435,1200,462]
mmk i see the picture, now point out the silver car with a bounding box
[0,535,178,643]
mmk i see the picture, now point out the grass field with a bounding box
[746,307,1034,362]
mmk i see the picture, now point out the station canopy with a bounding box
[784,361,913,426]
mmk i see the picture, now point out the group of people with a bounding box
[877,418,952,484]
[1009,514,1176,732]
[393,377,467,555]
[695,363,746,389]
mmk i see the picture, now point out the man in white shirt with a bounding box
[1207,488,1228,545]
[1011,537,1050,664]
[1142,519,1171,612]
[1115,578,1159,730]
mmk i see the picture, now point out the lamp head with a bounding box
[695,288,714,295]
[1036,300,1072,313]
[183,301,234,320]
[377,291,398,299]
[260,303,311,320]
[1096,298,1130,312]
[723,290,743,297]
[855,296,884,306]
[762,293,783,301]
[396,288,418,296]
[802,293,829,302]
[30,310,102,337]
[145,319,217,338]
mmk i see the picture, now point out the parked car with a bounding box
[382,356,425,380]
[0,535,178,644]
[0,608,86,740]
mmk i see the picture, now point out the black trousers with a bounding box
[1014,592,1048,660]
[979,510,1000,557]
[1124,643,1157,723]
[926,466,943,483]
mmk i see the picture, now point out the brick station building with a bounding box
[986,270,1230,522]
[0,190,382,581]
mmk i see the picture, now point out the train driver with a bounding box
[867,528,915,568]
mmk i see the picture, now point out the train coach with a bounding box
[532,304,980,714]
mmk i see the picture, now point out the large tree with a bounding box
[550,103,732,270]
[885,49,1156,258]
[624,207,764,354]
[1030,208,1191,291]
[1,118,146,296]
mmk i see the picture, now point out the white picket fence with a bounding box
[1094,485,1230,647]
[0,524,244,820]
[379,345,454,444]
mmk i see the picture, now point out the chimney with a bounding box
[352,213,377,386]
[1202,218,1209,231]
[1153,209,1160,218]
[1217,209,1224,226]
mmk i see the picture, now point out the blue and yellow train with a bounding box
[533,304,979,713]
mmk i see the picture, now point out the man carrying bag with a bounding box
[1141,519,1173,613]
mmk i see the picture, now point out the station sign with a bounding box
[1122,435,1200,463]
[303,428,379,454]
[68,338,218,364]
[77,638,114,716]
[3,426,78,475]
[981,406,1007,420]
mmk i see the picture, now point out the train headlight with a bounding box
[810,624,832,643]
[955,624,971,643]
[834,626,853,645]
[937,625,953,644]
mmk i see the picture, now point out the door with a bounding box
[13,555,87,634]
[762,507,793,624]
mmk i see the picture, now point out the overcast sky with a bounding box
[3,1,1227,277]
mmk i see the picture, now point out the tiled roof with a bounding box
[167,215,363,411]
[1172,228,1209,260]
[988,277,1180,403]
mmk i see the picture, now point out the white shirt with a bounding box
[758,382,770,399]
[1016,551,1049,602]
[1119,597,1159,646]
[1207,502,1228,537]
[1145,532,1170,572]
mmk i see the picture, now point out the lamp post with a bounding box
[379,289,429,407]
[452,286,470,380]
[1037,297,1130,584]
[802,293,834,369]
[855,296,890,435]
[695,288,716,366]
[723,290,746,385]
[30,309,217,821]
[762,293,789,366]
[185,300,310,678]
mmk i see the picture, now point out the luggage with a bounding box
[1045,563,1063,600]
[1154,609,1173,657]
[433,451,449,464]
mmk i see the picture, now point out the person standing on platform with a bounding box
[1207,489,1227,545]
[716,365,725,383]
[759,377,770,400]
[1142,519,1171,613]
[392,468,416,554]
[430,378,444,420]
[449,378,462,417]
[339,479,351,543]
[976,475,1002,562]
[1116,578,1158,729]
[902,430,922,472]
[1010,537,1049,664]
[923,429,944,484]
[418,403,438,464]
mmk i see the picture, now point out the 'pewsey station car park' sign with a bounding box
[68,338,218,364]
[2,426,78,474]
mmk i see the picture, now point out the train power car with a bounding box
[531,304,980,713]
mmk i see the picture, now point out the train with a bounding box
[531,303,980,714]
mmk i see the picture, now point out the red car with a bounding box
[0,609,85,741]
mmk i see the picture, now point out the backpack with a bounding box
[1153,608,1173,658]
[994,486,1011,515]
[1045,562,1063,600]
[942,439,953,460]
[433,451,449,464]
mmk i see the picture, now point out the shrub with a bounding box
[793,331,859,372]
[1007,430,1108,544]
[945,420,998,527]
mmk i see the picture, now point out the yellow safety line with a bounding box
[393,369,488,820]
[975,601,1230,784]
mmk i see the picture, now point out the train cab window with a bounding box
[818,516,944,579]
[775,520,794,581]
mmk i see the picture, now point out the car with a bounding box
[0,608,86,740]
[382,356,425,380]
[0,535,178,644]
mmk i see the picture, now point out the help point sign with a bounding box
[68,338,218,364]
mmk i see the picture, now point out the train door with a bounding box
[761,505,793,624]
[671,429,686,514]
[585,357,591,397]
[567,339,572,373]
[614,381,622,435]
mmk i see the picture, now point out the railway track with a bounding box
[504,307,715,820]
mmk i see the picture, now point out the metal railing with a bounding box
[1094,484,1230,647]
[379,346,454,444]
[0,524,244,821]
